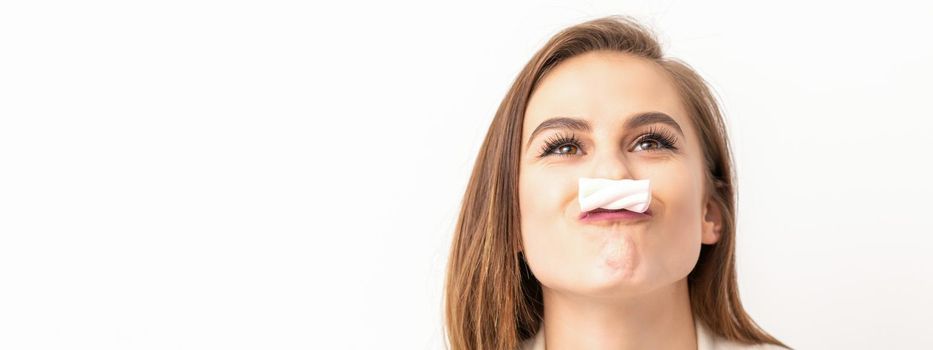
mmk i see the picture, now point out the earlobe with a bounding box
[701,199,723,245]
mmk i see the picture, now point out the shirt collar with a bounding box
[521,315,716,350]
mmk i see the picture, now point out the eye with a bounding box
[554,144,581,155]
[633,138,665,151]
[632,127,678,152]
[539,133,585,158]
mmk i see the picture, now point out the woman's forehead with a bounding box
[523,52,689,138]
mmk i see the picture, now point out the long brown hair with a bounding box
[444,15,788,350]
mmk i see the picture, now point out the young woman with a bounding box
[444,15,790,350]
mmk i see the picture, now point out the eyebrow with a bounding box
[525,111,685,150]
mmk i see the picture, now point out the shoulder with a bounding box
[520,320,788,350]
[697,318,790,350]
[712,339,789,350]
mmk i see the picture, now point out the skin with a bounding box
[518,50,724,349]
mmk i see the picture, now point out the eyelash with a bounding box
[537,127,679,158]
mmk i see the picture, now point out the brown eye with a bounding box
[539,133,585,158]
[632,130,678,152]
[555,144,580,155]
[634,139,662,151]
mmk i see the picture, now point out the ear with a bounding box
[701,198,723,245]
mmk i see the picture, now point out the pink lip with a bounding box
[578,208,652,223]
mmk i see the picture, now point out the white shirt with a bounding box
[519,316,787,350]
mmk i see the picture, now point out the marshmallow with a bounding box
[578,177,651,213]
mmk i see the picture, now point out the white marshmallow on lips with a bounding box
[578,177,651,213]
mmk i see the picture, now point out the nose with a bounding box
[589,146,635,180]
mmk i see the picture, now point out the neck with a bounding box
[541,278,696,350]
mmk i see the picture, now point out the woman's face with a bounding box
[518,51,722,298]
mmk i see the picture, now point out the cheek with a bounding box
[518,167,573,224]
[649,160,706,273]
[649,152,706,225]
[518,167,578,282]
[659,166,704,222]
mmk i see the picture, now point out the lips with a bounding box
[578,207,652,222]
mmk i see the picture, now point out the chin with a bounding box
[539,266,661,299]
[583,245,676,298]
[589,268,654,297]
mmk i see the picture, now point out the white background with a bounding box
[2,1,932,349]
